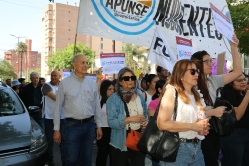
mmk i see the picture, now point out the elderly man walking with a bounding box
[53,54,102,166]
[19,72,44,129]
[42,70,66,166]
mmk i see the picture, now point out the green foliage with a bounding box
[227,0,249,55]
[47,42,95,70]
[121,43,149,72]
[0,59,17,81]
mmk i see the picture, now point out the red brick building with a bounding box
[4,39,41,79]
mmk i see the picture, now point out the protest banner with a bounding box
[148,28,176,73]
[77,0,234,60]
[176,36,193,60]
[62,69,72,79]
[210,3,235,43]
[100,53,125,74]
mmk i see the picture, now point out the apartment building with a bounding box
[41,2,123,80]
[4,39,41,79]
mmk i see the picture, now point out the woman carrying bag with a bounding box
[106,67,148,166]
[158,59,210,166]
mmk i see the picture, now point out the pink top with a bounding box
[148,98,160,111]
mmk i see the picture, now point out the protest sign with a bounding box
[148,28,176,73]
[100,53,125,74]
[63,69,72,79]
[210,3,235,43]
[77,0,234,60]
[176,36,193,60]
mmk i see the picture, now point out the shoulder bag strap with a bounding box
[154,87,178,121]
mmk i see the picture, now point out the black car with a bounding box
[0,81,49,166]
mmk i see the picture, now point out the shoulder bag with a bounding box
[137,88,180,162]
[121,97,142,151]
[209,87,237,136]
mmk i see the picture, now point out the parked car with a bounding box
[0,81,48,166]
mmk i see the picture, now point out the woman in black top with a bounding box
[220,72,249,166]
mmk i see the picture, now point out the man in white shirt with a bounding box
[53,54,102,166]
[42,70,65,166]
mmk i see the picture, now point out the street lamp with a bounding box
[10,34,26,78]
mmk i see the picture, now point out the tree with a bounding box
[121,43,149,72]
[47,42,96,70]
[0,59,17,81]
[227,0,249,55]
[16,42,27,78]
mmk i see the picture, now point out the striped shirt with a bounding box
[54,73,102,131]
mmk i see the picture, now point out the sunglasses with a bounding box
[122,76,137,81]
[235,78,248,83]
[187,69,200,75]
[203,59,214,65]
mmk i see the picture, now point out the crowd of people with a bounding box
[4,34,249,166]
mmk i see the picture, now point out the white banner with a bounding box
[148,28,176,73]
[176,36,193,60]
[100,53,125,74]
[210,3,234,43]
[77,0,234,61]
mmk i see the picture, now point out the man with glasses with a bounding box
[53,54,102,166]
[156,66,169,80]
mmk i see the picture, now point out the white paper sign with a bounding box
[176,36,193,60]
[210,3,234,43]
[100,53,125,74]
[148,28,177,73]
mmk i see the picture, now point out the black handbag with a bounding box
[137,88,180,162]
[209,87,237,136]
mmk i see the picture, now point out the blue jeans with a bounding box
[30,112,44,130]
[160,141,205,166]
[65,118,95,166]
[44,119,66,163]
[221,128,249,166]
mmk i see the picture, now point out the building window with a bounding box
[112,44,114,51]
[68,38,70,40]
[100,43,103,50]
[69,20,70,22]
[68,29,70,31]
[101,38,103,41]
[68,11,70,13]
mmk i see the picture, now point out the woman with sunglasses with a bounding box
[106,67,148,166]
[190,35,241,166]
[158,59,209,166]
[96,80,115,166]
[219,72,249,166]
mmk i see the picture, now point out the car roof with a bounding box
[0,81,9,89]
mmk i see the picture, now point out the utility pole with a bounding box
[10,34,26,78]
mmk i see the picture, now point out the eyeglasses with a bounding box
[235,78,248,83]
[122,76,137,81]
[203,59,214,65]
[187,69,200,75]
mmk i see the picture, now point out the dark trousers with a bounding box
[110,145,145,166]
[96,127,111,166]
[44,118,66,163]
[30,111,44,130]
[201,129,220,166]
[221,128,249,166]
[65,118,95,166]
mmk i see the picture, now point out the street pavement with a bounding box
[52,141,152,166]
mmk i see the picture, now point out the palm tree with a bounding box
[16,42,27,78]
[121,44,148,71]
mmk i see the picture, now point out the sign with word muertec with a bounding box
[148,28,177,73]
[100,53,125,74]
[210,3,235,43]
[176,36,193,60]
[77,0,234,60]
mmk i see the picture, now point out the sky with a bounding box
[0,0,79,59]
